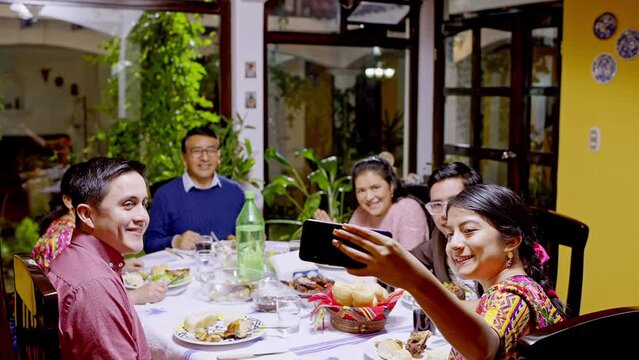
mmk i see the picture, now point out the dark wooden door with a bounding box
[435,5,562,208]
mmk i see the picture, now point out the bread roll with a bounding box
[184,314,200,332]
[374,283,389,303]
[332,281,355,306]
[352,288,377,307]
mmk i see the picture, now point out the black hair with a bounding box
[69,157,146,209]
[37,163,81,235]
[427,162,483,190]
[447,184,566,317]
[181,124,218,153]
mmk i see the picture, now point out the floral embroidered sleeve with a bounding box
[31,218,74,272]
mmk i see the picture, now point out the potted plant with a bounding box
[262,146,352,240]
[84,11,256,187]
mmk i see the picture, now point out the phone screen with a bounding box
[298,219,392,268]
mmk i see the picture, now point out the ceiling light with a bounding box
[365,68,375,78]
[374,67,384,78]
[383,68,395,78]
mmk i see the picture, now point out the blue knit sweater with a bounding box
[144,175,245,253]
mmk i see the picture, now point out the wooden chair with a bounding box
[13,254,60,360]
[0,249,14,360]
[517,306,639,359]
[529,207,589,317]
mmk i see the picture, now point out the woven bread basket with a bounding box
[329,307,387,334]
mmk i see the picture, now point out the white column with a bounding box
[417,0,435,177]
[231,0,266,208]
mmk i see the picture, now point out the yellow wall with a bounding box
[559,0,639,313]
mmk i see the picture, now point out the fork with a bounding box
[166,273,188,286]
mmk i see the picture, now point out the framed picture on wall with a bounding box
[245,61,256,78]
[245,91,257,109]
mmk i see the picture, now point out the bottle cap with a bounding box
[245,191,254,200]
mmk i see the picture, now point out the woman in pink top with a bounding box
[316,156,429,250]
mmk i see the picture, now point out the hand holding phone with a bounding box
[298,219,392,268]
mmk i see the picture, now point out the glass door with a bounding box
[437,6,562,208]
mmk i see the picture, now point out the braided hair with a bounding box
[447,184,566,316]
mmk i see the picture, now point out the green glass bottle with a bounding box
[235,191,265,281]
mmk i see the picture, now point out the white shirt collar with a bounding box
[182,172,221,192]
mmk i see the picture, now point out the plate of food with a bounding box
[363,331,450,360]
[281,273,335,298]
[122,264,191,293]
[174,313,265,346]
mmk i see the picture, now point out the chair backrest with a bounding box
[516,306,639,359]
[0,249,14,360]
[529,207,589,317]
[13,254,60,360]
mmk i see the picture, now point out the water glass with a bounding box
[194,249,217,276]
[276,295,302,333]
[196,235,214,251]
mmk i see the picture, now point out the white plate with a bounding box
[123,272,192,290]
[173,314,265,346]
[363,331,450,360]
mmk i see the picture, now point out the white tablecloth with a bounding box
[134,248,450,360]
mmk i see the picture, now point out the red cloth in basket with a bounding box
[309,288,404,326]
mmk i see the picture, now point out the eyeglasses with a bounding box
[189,147,219,158]
[425,200,448,215]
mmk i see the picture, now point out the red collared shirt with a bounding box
[48,230,151,360]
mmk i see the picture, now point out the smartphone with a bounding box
[299,219,392,269]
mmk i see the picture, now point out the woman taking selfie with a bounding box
[333,184,564,359]
[315,156,429,250]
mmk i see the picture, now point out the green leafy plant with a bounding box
[263,147,352,239]
[214,115,259,188]
[1,217,39,260]
[84,12,255,187]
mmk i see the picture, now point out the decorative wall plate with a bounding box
[593,12,617,40]
[592,53,617,84]
[616,29,639,60]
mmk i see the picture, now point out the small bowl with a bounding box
[201,268,261,303]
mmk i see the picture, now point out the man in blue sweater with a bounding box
[144,125,245,253]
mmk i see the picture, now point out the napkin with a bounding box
[269,250,318,281]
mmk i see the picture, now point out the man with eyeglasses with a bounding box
[144,125,245,253]
[410,162,483,299]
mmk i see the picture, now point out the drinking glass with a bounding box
[196,235,214,251]
[276,295,302,333]
[194,249,217,277]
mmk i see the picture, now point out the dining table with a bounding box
[133,243,451,360]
